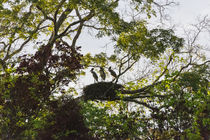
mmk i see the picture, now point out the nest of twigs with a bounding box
[83,82,123,101]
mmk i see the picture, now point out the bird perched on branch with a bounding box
[99,67,106,81]
[108,66,117,79]
[90,68,98,82]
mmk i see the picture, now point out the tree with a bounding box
[0,0,209,139]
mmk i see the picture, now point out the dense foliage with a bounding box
[0,0,209,139]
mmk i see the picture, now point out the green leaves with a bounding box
[81,101,146,139]
[0,0,209,139]
[117,24,184,59]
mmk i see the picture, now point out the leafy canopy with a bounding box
[0,0,209,139]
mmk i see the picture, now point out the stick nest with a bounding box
[83,82,123,101]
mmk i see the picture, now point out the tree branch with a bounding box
[116,97,159,111]
[36,5,54,21]
[55,7,73,35]
[58,10,94,38]
[121,81,162,94]
[121,54,173,94]
[152,54,173,84]
[54,0,66,22]
[4,19,46,61]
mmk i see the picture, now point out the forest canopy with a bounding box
[0,0,209,139]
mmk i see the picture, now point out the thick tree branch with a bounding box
[191,60,210,66]
[58,10,95,38]
[121,81,162,94]
[55,8,73,35]
[71,22,84,48]
[36,5,54,21]
[54,0,66,22]
[83,24,108,30]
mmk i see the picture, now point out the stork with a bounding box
[90,68,98,82]
[99,67,106,81]
[108,66,117,79]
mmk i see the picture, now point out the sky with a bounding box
[13,0,210,59]
[75,0,210,87]
[171,0,210,59]
[78,0,210,55]
[171,0,210,23]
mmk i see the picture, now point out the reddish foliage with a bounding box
[38,97,96,140]
[1,41,93,139]
[17,41,83,75]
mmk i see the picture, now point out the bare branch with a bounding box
[153,0,178,22]
[121,54,173,94]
